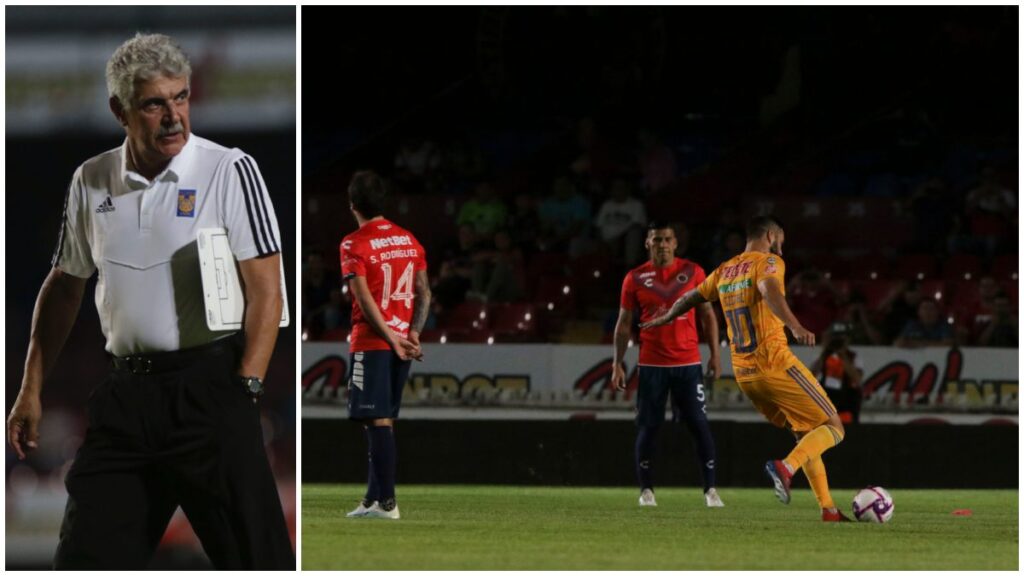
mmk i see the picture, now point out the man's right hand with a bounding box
[611,363,627,391]
[790,325,816,346]
[7,390,41,461]
[393,336,422,362]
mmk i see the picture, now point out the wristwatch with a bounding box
[239,376,264,401]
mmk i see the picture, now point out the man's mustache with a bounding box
[157,122,184,137]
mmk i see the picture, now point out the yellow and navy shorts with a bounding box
[737,360,837,433]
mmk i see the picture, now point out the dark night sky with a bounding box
[302,6,1016,178]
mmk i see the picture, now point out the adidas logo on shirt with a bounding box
[95,196,115,213]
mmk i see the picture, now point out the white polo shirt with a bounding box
[52,134,282,356]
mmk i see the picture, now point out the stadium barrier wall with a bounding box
[302,343,1018,411]
[303,418,1017,489]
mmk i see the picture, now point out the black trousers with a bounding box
[824,386,861,424]
[53,340,295,570]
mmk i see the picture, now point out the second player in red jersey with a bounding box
[612,222,723,508]
[341,171,432,520]
[621,257,706,367]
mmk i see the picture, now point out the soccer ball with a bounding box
[852,486,894,523]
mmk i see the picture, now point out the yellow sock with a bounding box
[783,424,844,473]
[803,456,834,510]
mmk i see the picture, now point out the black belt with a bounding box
[110,335,241,375]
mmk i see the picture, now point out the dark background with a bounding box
[304,6,1015,193]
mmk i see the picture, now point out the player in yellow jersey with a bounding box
[641,216,850,522]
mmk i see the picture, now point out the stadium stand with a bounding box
[302,7,1017,350]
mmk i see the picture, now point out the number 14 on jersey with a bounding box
[380,261,415,310]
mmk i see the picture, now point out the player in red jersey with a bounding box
[339,171,431,520]
[611,222,724,508]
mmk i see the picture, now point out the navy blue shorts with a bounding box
[347,350,411,420]
[636,364,707,427]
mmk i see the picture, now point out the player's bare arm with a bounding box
[639,288,707,329]
[349,275,412,360]
[7,267,86,460]
[697,301,721,379]
[611,307,633,390]
[407,269,431,360]
[757,276,815,346]
[237,254,283,382]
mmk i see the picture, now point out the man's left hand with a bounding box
[705,355,721,381]
[397,336,423,361]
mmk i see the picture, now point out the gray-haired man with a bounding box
[6,33,295,569]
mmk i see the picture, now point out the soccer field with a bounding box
[302,484,1017,570]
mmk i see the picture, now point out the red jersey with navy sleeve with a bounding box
[621,257,706,366]
[340,218,427,352]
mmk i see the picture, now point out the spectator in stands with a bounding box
[431,224,482,310]
[635,129,677,194]
[953,165,1017,255]
[955,275,1002,344]
[880,280,925,342]
[538,176,592,257]
[836,291,883,345]
[394,135,442,192]
[443,138,486,193]
[594,178,648,268]
[467,229,525,304]
[302,249,343,338]
[894,299,954,348]
[966,165,1016,216]
[507,192,542,255]
[569,117,617,185]
[456,182,508,237]
[977,290,1018,348]
[786,269,840,339]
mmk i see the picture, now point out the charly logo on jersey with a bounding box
[95,196,115,214]
[177,189,197,218]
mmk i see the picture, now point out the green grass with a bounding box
[302,485,1018,570]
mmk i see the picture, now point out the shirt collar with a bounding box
[360,216,390,230]
[120,133,197,189]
